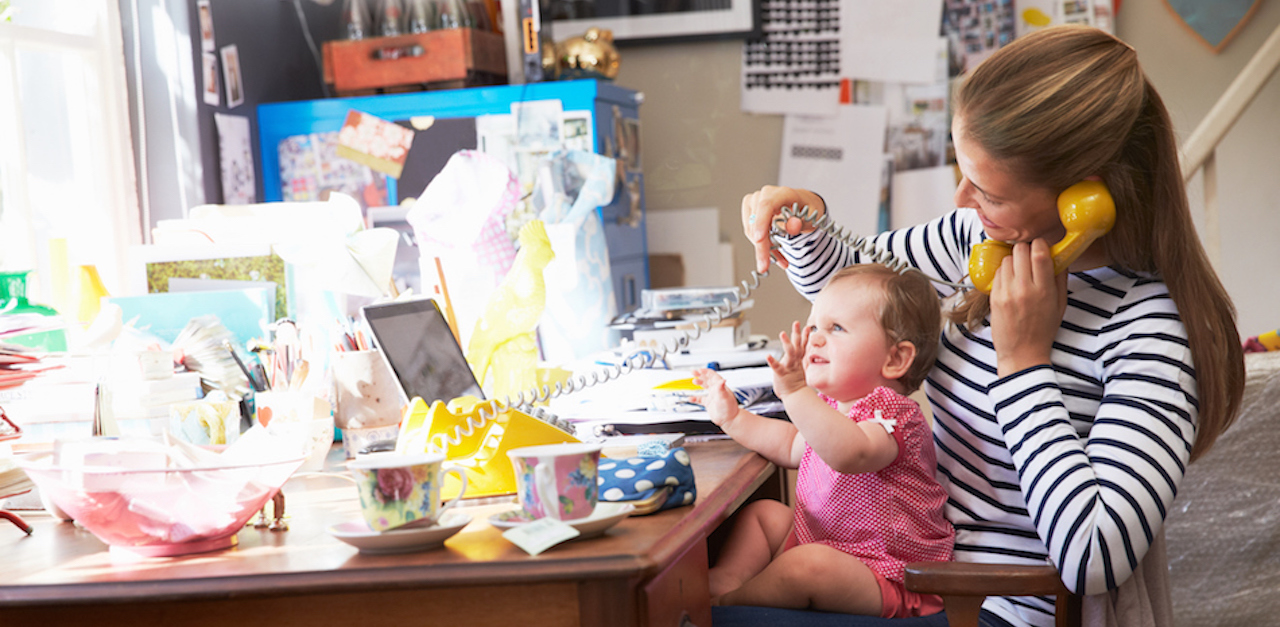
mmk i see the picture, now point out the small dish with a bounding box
[488,501,635,539]
[328,512,471,554]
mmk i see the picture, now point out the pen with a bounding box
[224,340,263,392]
[597,421,724,436]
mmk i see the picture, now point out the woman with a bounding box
[734,25,1244,627]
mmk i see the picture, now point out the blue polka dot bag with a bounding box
[597,447,697,514]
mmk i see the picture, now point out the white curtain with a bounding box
[0,0,141,312]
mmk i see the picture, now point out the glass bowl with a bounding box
[18,452,305,557]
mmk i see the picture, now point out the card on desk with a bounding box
[599,433,686,459]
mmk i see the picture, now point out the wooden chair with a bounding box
[904,561,1080,627]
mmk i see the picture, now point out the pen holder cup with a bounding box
[331,349,403,432]
[254,391,334,471]
[341,423,400,459]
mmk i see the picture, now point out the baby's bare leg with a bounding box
[708,500,794,600]
[719,542,883,616]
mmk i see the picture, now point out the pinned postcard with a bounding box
[941,0,1016,76]
[779,104,888,239]
[336,110,416,179]
[202,52,220,106]
[214,112,255,204]
[197,0,215,52]
[840,0,945,84]
[890,165,957,230]
[220,44,243,109]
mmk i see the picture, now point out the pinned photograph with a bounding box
[197,0,215,52]
[215,112,256,204]
[202,52,220,106]
[221,44,244,109]
[512,100,563,152]
[561,111,593,152]
[335,110,416,179]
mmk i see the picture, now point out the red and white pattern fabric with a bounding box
[472,174,521,282]
[793,386,955,583]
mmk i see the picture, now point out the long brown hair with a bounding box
[949,25,1243,460]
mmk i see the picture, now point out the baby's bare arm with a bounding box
[692,368,802,469]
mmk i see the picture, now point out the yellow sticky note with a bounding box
[653,377,701,391]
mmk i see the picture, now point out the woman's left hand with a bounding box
[990,238,1068,377]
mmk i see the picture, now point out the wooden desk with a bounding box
[0,440,778,627]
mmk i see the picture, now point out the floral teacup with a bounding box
[349,452,467,532]
[507,442,602,522]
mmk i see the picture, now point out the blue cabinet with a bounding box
[257,79,647,313]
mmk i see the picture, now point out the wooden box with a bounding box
[322,29,507,95]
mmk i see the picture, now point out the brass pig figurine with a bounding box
[555,27,621,80]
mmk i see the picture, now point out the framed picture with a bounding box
[550,0,759,44]
[202,52,220,106]
[126,242,290,321]
[220,44,244,109]
[197,0,215,52]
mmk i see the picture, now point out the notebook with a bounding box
[361,298,484,407]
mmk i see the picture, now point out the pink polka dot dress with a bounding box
[793,386,955,583]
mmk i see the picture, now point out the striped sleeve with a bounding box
[777,209,983,301]
[987,283,1196,595]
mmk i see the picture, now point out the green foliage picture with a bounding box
[145,254,288,320]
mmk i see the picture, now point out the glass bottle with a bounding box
[434,0,474,30]
[342,0,369,40]
[407,0,434,33]
[377,0,404,37]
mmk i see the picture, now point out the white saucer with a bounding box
[488,502,635,539]
[328,512,472,554]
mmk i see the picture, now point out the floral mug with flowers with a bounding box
[507,442,602,521]
[349,452,468,532]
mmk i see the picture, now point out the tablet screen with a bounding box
[361,298,484,405]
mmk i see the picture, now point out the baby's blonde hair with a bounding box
[825,265,941,394]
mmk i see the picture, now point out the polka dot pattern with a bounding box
[597,447,696,512]
[792,386,954,584]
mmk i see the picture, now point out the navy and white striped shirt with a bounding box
[778,208,1195,627]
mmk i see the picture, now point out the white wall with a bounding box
[615,5,1280,340]
[1122,2,1280,340]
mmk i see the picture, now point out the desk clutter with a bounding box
[1,274,722,557]
[0,78,693,557]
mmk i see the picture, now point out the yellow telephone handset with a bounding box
[968,180,1116,294]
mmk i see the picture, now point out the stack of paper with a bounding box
[0,456,33,499]
[610,287,755,354]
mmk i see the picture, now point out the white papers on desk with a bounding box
[779,105,888,239]
[549,366,776,429]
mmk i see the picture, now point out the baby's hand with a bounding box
[690,368,741,428]
[767,321,809,397]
